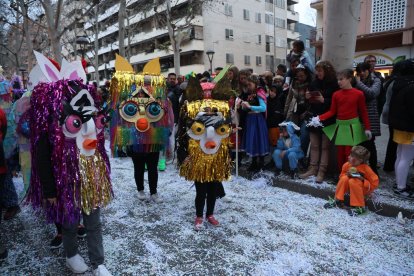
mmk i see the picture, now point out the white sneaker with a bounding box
[150,193,162,203]
[66,254,88,274]
[137,190,146,200]
[93,264,112,276]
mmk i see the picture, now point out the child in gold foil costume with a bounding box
[177,76,235,231]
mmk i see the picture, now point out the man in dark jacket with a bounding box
[166,73,182,124]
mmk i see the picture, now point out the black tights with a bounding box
[131,152,160,195]
[359,137,378,175]
[195,182,219,217]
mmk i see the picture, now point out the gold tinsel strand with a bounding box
[179,139,232,182]
[78,152,112,215]
[186,100,230,119]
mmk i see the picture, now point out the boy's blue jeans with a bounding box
[272,150,303,170]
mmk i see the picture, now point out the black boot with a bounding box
[0,248,7,260]
[257,156,265,171]
[247,157,258,172]
[290,168,298,179]
[274,167,282,176]
[264,160,275,170]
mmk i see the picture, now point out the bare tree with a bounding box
[154,0,216,75]
[118,0,126,57]
[16,0,34,70]
[322,0,360,71]
[39,0,64,62]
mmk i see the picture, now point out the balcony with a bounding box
[310,0,323,9]
[286,8,299,23]
[310,27,323,46]
[287,0,299,5]
[286,28,300,41]
[87,39,204,73]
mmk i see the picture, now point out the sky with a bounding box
[295,0,317,26]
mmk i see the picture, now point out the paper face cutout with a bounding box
[61,89,102,156]
[187,111,230,155]
[119,97,165,132]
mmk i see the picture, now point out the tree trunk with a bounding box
[165,0,181,75]
[118,0,126,57]
[94,5,99,83]
[322,0,360,71]
[18,0,34,71]
[126,14,131,61]
[42,0,63,63]
[173,47,180,75]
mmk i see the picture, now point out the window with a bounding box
[265,35,273,52]
[257,34,262,44]
[265,0,273,11]
[225,29,234,40]
[266,55,274,71]
[371,0,406,32]
[265,14,274,25]
[275,17,286,28]
[243,9,250,20]
[275,58,286,65]
[305,39,310,49]
[225,4,233,17]
[256,56,262,66]
[255,12,262,23]
[275,0,285,9]
[244,55,251,65]
[226,53,234,64]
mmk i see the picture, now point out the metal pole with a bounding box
[235,122,239,182]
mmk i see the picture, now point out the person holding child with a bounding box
[324,145,379,216]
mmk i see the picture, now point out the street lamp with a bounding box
[206,50,215,74]
[19,68,27,89]
[76,36,89,59]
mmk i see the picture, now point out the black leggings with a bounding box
[195,182,218,217]
[131,152,160,195]
[383,126,397,172]
[359,137,378,175]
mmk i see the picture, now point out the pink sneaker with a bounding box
[206,215,220,227]
[194,217,204,231]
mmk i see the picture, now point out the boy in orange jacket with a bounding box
[324,145,379,216]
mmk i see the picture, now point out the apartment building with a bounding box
[311,0,414,76]
[77,0,299,83]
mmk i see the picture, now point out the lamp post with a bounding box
[206,50,215,74]
[19,68,27,89]
[76,36,89,59]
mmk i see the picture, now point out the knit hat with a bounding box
[351,146,370,163]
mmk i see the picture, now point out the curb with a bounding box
[239,169,414,219]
